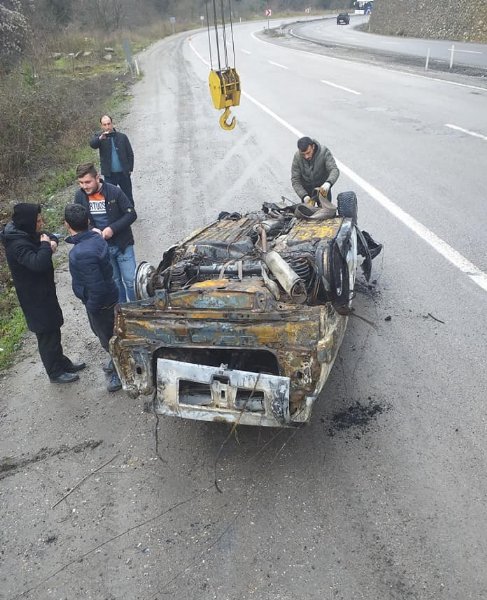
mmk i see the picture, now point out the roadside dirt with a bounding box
[0,30,397,600]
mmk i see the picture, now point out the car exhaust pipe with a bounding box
[263,250,307,304]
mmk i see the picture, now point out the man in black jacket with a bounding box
[74,162,137,303]
[90,115,135,205]
[0,203,85,383]
[64,204,122,392]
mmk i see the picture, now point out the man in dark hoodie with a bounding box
[64,204,122,392]
[0,203,85,383]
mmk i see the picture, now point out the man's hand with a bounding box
[99,132,108,140]
[40,233,50,243]
[102,227,114,240]
[320,182,331,197]
[303,195,313,206]
[92,227,103,235]
[50,240,58,253]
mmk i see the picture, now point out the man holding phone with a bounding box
[90,115,135,205]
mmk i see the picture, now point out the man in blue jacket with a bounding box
[64,203,122,392]
[74,162,137,303]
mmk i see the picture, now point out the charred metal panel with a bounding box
[111,202,361,427]
[156,359,291,427]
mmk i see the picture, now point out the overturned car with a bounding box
[110,193,375,427]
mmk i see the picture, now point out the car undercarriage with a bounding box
[110,195,372,427]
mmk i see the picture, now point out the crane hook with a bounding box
[219,107,236,131]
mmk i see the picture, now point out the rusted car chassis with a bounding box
[111,199,368,427]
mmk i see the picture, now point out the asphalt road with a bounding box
[1,19,487,600]
[290,14,487,70]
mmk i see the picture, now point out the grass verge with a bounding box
[0,301,26,371]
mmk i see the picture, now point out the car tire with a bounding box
[337,191,358,225]
[329,242,350,314]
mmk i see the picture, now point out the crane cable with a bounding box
[206,0,241,130]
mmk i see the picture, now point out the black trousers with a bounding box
[105,172,134,205]
[36,329,73,379]
[86,306,115,353]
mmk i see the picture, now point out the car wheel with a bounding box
[337,191,358,225]
[329,242,350,314]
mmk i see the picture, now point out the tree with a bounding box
[44,0,73,25]
[80,0,126,31]
[0,1,30,72]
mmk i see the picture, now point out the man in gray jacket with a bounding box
[291,136,340,205]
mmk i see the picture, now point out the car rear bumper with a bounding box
[154,358,313,427]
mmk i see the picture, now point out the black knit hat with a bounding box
[12,203,41,235]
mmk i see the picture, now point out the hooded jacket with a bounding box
[66,230,119,312]
[0,204,63,333]
[291,139,340,201]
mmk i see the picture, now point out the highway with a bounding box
[290,14,487,70]
[2,17,487,600]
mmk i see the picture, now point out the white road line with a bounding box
[251,28,487,92]
[445,123,487,142]
[251,29,338,60]
[189,40,487,293]
[448,47,482,54]
[241,49,251,55]
[189,40,210,66]
[268,60,288,69]
[397,70,487,92]
[321,79,361,95]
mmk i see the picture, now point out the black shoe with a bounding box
[65,362,86,373]
[103,359,114,374]
[107,372,122,392]
[50,372,80,384]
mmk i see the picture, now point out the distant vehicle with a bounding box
[337,13,350,25]
[354,0,373,15]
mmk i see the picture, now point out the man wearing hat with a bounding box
[0,203,86,383]
[291,136,340,207]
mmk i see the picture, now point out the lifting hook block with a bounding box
[219,107,236,131]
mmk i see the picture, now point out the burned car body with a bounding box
[110,195,371,427]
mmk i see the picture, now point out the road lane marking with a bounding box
[189,40,210,66]
[448,47,482,54]
[250,29,339,60]
[397,70,487,92]
[250,29,487,92]
[268,60,288,69]
[189,40,487,293]
[445,123,487,141]
[321,79,361,95]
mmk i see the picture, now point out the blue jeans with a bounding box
[108,244,136,303]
